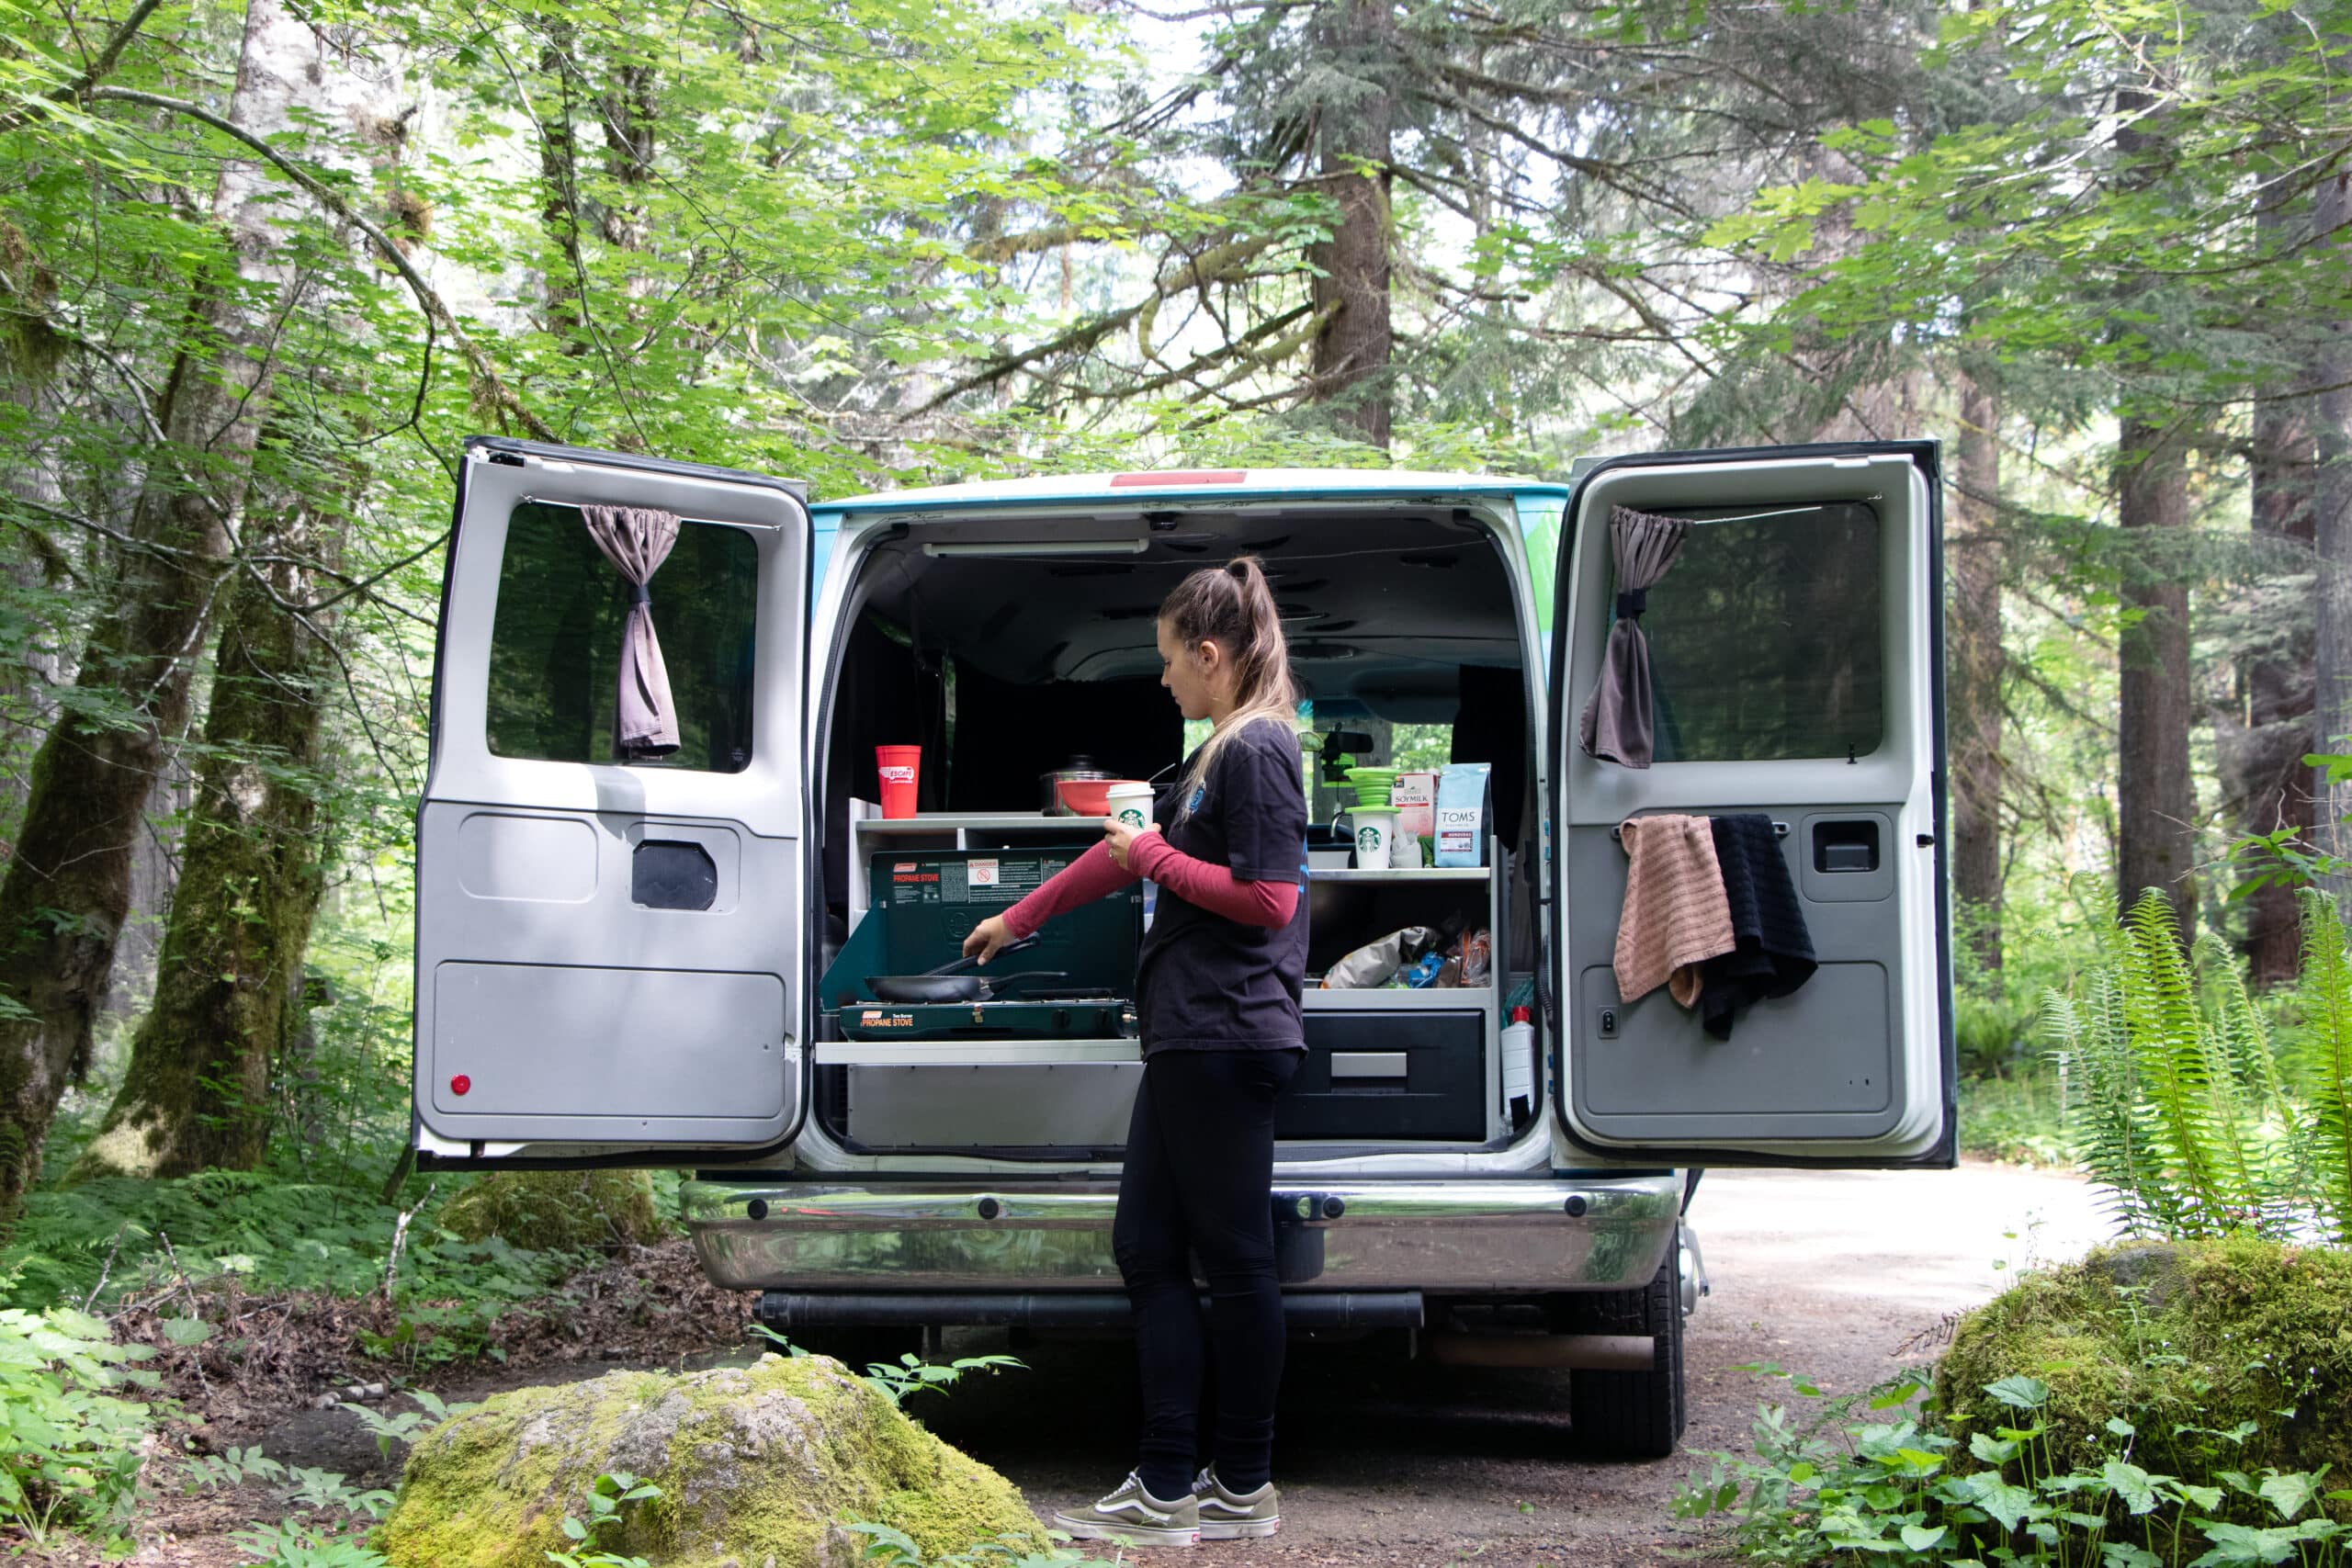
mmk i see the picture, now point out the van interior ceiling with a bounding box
[817,504,1536,973]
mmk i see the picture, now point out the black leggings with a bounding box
[1112,1046,1302,1499]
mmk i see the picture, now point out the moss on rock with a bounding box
[374,1354,1045,1568]
[439,1169,662,1251]
[1934,1237,2352,1503]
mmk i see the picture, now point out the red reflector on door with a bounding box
[1108,470,1244,488]
[450,1074,471,1097]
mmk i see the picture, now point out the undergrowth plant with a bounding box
[1678,1365,2352,1567]
[843,1520,1130,1567]
[2044,886,2352,1241]
[0,1292,156,1547]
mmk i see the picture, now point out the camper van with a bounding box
[412,436,1954,1459]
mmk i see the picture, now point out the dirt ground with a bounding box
[92,1159,2108,1567]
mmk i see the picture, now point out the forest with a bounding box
[0,0,2347,1551]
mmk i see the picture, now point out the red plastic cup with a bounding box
[876,745,922,818]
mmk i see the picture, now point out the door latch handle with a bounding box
[1598,1006,1618,1039]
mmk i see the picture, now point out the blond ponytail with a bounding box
[1162,555,1300,815]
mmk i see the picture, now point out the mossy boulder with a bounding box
[440,1169,663,1250]
[1935,1237,2352,1501]
[375,1354,1045,1567]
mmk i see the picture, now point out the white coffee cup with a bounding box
[1340,806,1398,869]
[1104,781,1156,833]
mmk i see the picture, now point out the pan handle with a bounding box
[929,932,1042,976]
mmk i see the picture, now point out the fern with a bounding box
[2049,885,2338,1241]
[2294,890,2352,1244]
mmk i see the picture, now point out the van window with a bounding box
[485,501,758,772]
[1640,501,1882,763]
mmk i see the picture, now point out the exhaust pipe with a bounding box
[1426,1332,1656,1371]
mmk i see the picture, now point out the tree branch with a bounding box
[85,86,558,444]
[0,0,171,133]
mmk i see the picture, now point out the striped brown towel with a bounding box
[1614,815,1736,1006]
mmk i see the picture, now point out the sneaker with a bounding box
[1192,1465,1281,1540]
[1052,1471,1200,1548]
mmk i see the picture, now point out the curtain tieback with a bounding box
[628,581,652,607]
[1614,588,1647,621]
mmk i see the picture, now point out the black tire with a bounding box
[1566,1231,1687,1459]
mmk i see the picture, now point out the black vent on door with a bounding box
[634,840,718,910]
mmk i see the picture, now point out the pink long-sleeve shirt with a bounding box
[1001,835,1299,942]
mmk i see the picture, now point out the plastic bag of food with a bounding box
[1321,926,1438,989]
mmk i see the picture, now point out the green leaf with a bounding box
[1899,1523,1947,1550]
[2256,1472,2318,1522]
[160,1317,214,1347]
[1984,1375,2050,1410]
[562,1517,589,1541]
[1970,1432,2021,1464]
[2105,1459,2159,1515]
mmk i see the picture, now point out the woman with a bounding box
[962,555,1308,1547]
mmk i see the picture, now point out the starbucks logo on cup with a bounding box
[1117,807,1148,829]
[1358,825,1380,855]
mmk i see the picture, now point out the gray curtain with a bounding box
[1577,505,1690,769]
[581,505,682,758]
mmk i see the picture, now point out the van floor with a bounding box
[120,1163,2104,1568]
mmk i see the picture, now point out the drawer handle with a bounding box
[1329,1052,1408,1080]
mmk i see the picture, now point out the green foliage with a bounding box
[543,1471,662,1568]
[232,1520,391,1568]
[0,1292,155,1546]
[1958,1063,2070,1168]
[440,1171,667,1253]
[855,1349,1025,1410]
[1935,1239,2352,1499]
[842,1519,1127,1568]
[2044,887,2350,1241]
[1679,1360,2352,1568]
[752,1325,1024,1409]
[341,1388,480,1463]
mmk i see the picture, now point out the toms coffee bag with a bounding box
[1435,762,1490,866]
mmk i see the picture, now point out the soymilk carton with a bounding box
[1391,772,1438,847]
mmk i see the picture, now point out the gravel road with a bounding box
[914,1159,2111,1565]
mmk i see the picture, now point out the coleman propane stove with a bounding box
[821,846,1143,1044]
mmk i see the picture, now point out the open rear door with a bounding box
[413,437,812,1168]
[1550,443,1953,1167]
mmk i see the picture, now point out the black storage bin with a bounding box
[1278,1008,1487,1141]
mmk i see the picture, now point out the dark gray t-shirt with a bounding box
[1134,718,1309,1055]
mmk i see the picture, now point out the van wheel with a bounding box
[1566,1234,1687,1459]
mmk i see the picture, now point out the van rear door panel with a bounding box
[1549,446,1953,1167]
[414,439,811,1161]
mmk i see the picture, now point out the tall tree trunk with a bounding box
[74,449,344,1178]
[2224,169,2317,979]
[1306,0,1394,448]
[1949,374,2006,969]
[2116,412,2198,938]
[538,20,585,348]
[0,0,309,1214]
[2315,158,2352,913]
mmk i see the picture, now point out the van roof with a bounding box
[822,468,1571,513]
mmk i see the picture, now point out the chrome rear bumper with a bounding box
[682,1176,1680,1293]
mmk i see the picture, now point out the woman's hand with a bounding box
[963,914,1014,964]
[1104,817,1159,872]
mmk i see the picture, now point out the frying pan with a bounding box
[863,969,1069,1004]
[864,936,1066,1004]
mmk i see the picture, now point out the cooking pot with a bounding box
[1040,755,1114,815]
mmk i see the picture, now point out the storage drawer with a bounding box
[1278,1009,1486,1141]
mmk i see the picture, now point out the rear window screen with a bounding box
[485,501,758,772]
[1635,501,1883,762]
